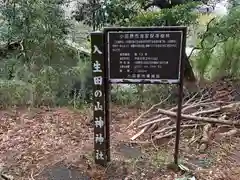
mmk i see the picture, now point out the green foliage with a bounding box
[229,0,240,8]
[73,0,200,28]
[130,2,199,26]
[111,85,139,106]
[75,0,141,29]
[192,4,240,80]
[200,9,240,49]
[202,38,240,79]
[0,0,239,109]
[192,48,213,79]
[0,80,32,108]
[111,84,176,108]
[0,0,92,108]
[101,0,140,26]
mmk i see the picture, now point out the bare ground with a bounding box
[0,105,239,180]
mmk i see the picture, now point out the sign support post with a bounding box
[174,28,186,165]
[103,32,111,162]
[91,32,110,166]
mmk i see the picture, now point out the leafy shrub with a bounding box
[192,5,240,80]
[0,80,32,108]
[111,84,176,108]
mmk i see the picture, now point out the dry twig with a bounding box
[126,94,171,129]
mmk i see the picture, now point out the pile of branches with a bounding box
[127,86,240,147]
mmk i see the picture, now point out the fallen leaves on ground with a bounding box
[0,105,239,180]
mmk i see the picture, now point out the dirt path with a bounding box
[0,106,239,180]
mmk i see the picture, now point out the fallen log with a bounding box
[138,101,233,128]
[157,103,240,126]
[153,123,206,135]
[153,131,176,141]
[130,126,149,141]
[218,129,240,138]
[192,102,240,116]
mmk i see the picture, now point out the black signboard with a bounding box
[104,27,186,84]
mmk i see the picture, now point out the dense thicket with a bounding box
[0,0,239,108]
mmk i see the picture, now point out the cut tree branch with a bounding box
[139,101,231,128]
[157,103,240,126]
[126,94,171,129]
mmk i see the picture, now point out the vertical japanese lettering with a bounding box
[94,116,104,128]
[91,32,108,166]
